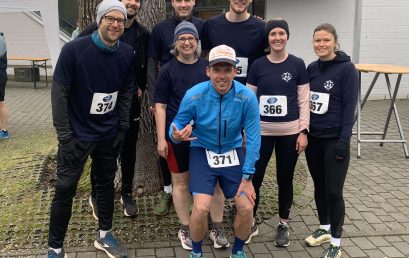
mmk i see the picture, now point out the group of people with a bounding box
[46,0,358,258]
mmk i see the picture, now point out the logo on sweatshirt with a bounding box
[281,72,292,82]
[323,80,334,91]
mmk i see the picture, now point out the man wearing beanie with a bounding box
[79,0,150,220]
[47,0,132,257]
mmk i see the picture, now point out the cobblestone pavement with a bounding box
[2,81,409,257]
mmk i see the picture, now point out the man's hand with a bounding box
[157,139,168,158]
[171,123,197,142]
[112,130,126,154]
[235,178,256,206]
[58,137,84,166]
[296,133,308,154]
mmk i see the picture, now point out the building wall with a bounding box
[0,12,68,75]
[265,0,409,99]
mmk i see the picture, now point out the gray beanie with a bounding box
[96,0,127,27]
[174,21,199,44]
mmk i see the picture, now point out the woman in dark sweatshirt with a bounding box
[304,23,358,258]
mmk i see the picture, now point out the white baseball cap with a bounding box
[208,45,237,67]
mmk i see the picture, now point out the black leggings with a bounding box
[305,135,349,239]
[253,134,299,219]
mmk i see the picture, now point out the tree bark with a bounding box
[77,0,167,196]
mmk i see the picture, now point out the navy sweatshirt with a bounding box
[307,51,358,142]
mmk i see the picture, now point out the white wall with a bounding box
[265,0,409,99]
[0,12,67,75]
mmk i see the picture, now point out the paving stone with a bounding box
[392,241,409,255]
[288,251,310,258]
[248,243,269,254]
[155,248,174,257]
[363,249,388,258]
[137,249,156,256]
[342,246,367,257]
[367,237,392,247]
[271,250,292,258]
[360,212,382,224]
[351,237,376,250]
[379,246,405,257]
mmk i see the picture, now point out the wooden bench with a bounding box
[8,57,50,89]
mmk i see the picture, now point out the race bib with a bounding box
[236,57,248,78]
[310,91,329,114]
[206,149,240,168]
[90,91,118,115]
[259,95,287,117]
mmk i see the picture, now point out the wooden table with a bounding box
[355,64,409,159]
[8,57,50,89]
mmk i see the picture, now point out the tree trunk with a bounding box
[77,0,167,196]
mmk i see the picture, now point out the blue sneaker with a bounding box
[0,130,9,140]
[46,248,67,258]
[230,251,247,258]
[189,251,203,258]
[94,231,127,258]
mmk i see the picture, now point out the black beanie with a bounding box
[265,19,290,39]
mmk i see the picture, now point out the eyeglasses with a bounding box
[176,36,196,44]
[103,16,125,26]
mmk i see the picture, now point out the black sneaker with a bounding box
[244,222,259,244]
[120,195,139,217]
[324,244,341,258]
[89,195,98,221]
[274,223,290,247]
[46,248,67,258]
[94,231,127,258]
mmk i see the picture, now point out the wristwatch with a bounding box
[300,129,309,135]
[243,174,253,181]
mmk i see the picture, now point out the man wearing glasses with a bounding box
[79,0,150,220]
[47,0,133,257]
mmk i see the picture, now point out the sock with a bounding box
[1,129,7,133]
[331,237,341,247]
[164,184,172,194]
[320,224,330,231]
[99,229,110,238]
[232,236,245,254]
[49,247,61,254]
[192,240,202,255]
[279,220,289,226]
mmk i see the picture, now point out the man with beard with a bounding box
[201,0,267,86]
[47,0,133,257]
[79,0,150,218]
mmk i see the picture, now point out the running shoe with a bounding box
[120,194,139,217]
[0,130,9,140]
[305,228,331,247]
[178,226,193,250]
[46,248,67,258]
[230,250,247,258]
[154,192,172,216]
[94,231,127,258]
[209,223,230,248]
[274,223,290,247]
[324,244,342,258]
[189,251,202,258]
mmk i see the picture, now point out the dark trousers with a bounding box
[305,135,349,239]
[91,96,140,197]
[48,139,117,248]
[253,134,299,219]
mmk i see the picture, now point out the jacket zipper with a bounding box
[218,95,223,153]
